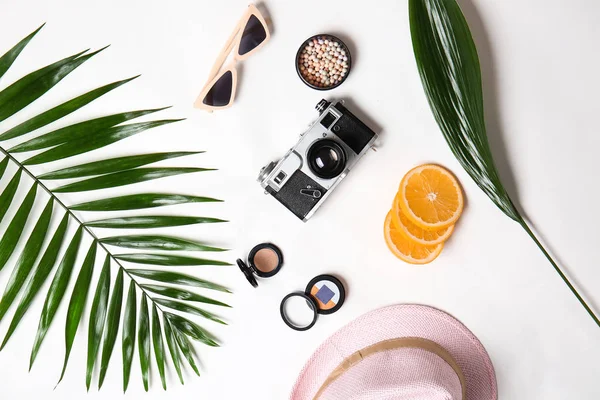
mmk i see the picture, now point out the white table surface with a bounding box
[1,0,599,398]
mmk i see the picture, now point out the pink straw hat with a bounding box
[290,304,497,400]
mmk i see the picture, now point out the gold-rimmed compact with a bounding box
[194,4,271,111]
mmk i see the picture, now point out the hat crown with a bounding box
[318,347,463,400]
[290,305,497,400]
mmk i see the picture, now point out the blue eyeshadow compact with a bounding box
[280,274,346,331]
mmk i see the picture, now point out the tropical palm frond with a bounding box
[409,0,599,328]
[0,25,231,391]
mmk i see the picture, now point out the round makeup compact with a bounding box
[296,34,352,91]
[280,275,346,331]
[236,243,284,288]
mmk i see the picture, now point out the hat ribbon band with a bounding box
[313,337,466,400]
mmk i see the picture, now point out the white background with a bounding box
[1,0,599,399]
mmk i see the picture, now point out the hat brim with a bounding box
[290,304,497,400]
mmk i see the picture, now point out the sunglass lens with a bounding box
[203,70,233,107]
[238,15,267,55]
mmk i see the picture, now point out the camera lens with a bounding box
[307,139,346,179]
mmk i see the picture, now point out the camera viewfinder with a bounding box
[320,112,336,129]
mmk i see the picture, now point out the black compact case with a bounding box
[280,274,346,331]
[236,243,284,287]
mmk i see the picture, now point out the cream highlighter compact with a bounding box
[236,243,284,287]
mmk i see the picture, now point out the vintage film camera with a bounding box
[258,99,378,221]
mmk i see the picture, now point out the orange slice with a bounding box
[397,164,464,230]
[392,197,454,245]
[383,211,443,264]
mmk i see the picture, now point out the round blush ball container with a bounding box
[295,34,352,91]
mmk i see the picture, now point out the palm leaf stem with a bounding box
[0,146,171,314]
[518,218,600,327]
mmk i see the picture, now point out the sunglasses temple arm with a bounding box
[203,14,247,86]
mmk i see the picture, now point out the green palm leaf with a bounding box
[138,293,150,392]
[0,26,230,390]
[0,214,69,350]
[57,241,97,385]
[163,318,184,384]
[57,241,98,384]
[54,167,214,193]
[9,108,167,153]
[122,281,137,393]
[86,255,111,390]
[129,270,231,293]
[115,253,230,266]
[155,298,227,325]
[0,47,107,123]
[0,24,44,80]
[0,198,53,322]
[142,285,230,308]
[101,235,226,252]
[409,0,599,327]
[30,227,83,369]
[0,76,138,141]
[151,304,167,390]
[173,327,200,376]
[23,119,183,165]
[166,313,218,347]
[409,0,517,221]
[71,193,222,212]
[0,184,37,272]
[39,152,201,180]
[98,268,124,389]
[0,157,7,177]
[86,215,226,229]
[0,169,22,222]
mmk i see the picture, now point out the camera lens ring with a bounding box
[307,139,347,179]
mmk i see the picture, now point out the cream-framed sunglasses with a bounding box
[194,4,270,111]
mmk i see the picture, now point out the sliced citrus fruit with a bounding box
[392,197,454,245]
[397,164,464,230]
[383,211,443,264]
